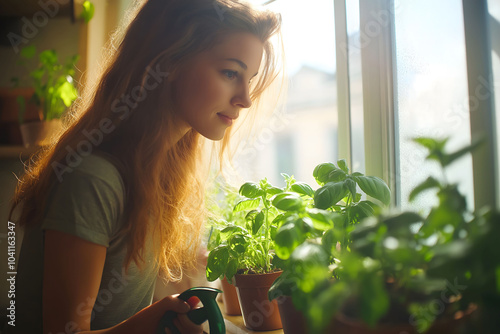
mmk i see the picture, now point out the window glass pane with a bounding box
[394,0,474,211]
[233,0,337,186]
[345,0,365,174]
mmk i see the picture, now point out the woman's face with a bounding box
[172,32,264,140]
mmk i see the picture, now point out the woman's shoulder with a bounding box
[58,150,126,193]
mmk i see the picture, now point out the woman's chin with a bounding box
[200,129,228,141]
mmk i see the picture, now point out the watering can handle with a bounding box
[156,287,225,334]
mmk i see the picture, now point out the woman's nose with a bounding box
[232,84,252,109]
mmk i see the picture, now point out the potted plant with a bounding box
[11,45,79,148]
[206,177,284,330]
[268,161,391,333]
[205,180,244,315]
[284,137,496,333]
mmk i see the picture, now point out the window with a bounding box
[233,0,338,187]
[234,0,498,210]
[394,0,474,211]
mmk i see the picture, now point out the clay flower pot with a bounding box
[220,277,241,315]
[277,295,308,334]
[19,119,62,148]
[233,271,283,331]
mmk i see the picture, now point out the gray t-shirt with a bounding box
[9,153,158,333]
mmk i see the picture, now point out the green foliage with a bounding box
[293,136,499,333]
[206,177,285,281]
[12,45,79,123]
[80,1,95,23]
[267,161,391,332]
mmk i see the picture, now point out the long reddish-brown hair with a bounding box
[9,0,282,281]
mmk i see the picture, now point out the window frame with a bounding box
[334,0,499,209]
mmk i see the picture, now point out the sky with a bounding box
[249,0,337,75]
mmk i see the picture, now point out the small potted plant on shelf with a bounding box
[12,45,79,148]
[268,160,391,334]
[206,177,285,331]
[283,137,497,334]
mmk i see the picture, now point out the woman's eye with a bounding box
[222,70,238,79]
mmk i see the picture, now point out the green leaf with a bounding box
[353,175,391,206]
[290,242,330,267]
[239,182,263,198]
[337,159,349,173]
[39,49,58,66]
[382,211,423,231]
[245,210,259,221]
[252,211,265,235]
[313,163,337,185]
[267,186,284,195]
[20,45,36,59]
[80,1,95,23]
[268,273,297,300]
[360,273,389,327]
[442,138,483,167]
[220,225,246,239]
[234,198,260,212]
[291,182,315,197]
[272,192,303,211]
[329,168,347,182]
[314,181,347,209]
[409,176,440,202]
[229,234,247,253]
[306,208,337,230]
[344,178,357,199]
[350,201,377,221]
[408,298,445,333]
[225,259,238,281]
[271,212,290,228]
[206,246,229,282]
[57,80,78,107]
[308,281,350,333]
[274,222,306,260]
[412,137,448,166]
[496,266,500,293]
[413,137,448,152]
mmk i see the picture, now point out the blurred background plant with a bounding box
[285,137,499,333]
[11,45,79,124]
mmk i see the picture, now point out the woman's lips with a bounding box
[217,113,236,126]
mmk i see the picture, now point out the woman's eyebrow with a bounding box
[225,58,247,70]
[225,58,259,77]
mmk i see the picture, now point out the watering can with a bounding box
[156,287,225,334]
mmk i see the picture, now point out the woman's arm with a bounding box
[43,230,203,334]
[43,229,107,333]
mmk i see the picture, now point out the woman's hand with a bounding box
[110,295,203,334]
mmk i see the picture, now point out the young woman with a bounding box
[8,0,282,333]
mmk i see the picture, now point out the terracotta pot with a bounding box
[220,277,241,315]
[20,119,62,148]
[234,271,283,331]
[277,295,308,334]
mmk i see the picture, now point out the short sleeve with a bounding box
[41,156,125,247]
